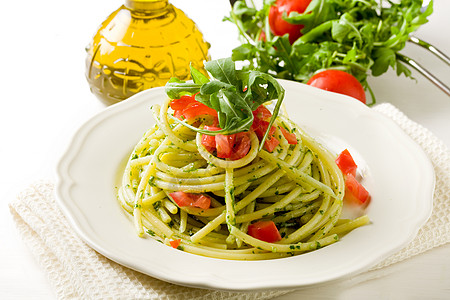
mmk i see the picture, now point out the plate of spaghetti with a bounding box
[56,58,434,290]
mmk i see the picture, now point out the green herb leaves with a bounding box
[225,0,433,101]
[165,58,285,148]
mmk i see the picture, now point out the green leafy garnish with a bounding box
[225,0,433,103]
[165,58,285,150]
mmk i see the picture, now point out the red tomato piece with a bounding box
[229,132,252,160]
[202,127,251,161]
[251,105,281,152]
[251,117,280,152]
[201,134,216,152]
[279,126,298,144]
[215,134,236,158]
[173,109,184,120]
[169,95,195,111]
[192,194,211,210]
[169,95,218,121]
[264,136,280,152]
[268,0,312,44]
[169,191,211,209]
[181,102,218,120]
[335,149,357,177]
[344,174,370,206]
[248,220,282,243]
[252,105,272,121]
[252,118,276,141]
[251,117,263,139]
[170,191,194,207]
[201,126,220,152]
[170,96,195,120]
[267,123,277,137]
[307,70,366,104]
[169,239,181,249]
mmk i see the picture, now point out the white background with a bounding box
[1,0,449,299]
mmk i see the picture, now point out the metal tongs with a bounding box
[399,36,450,96]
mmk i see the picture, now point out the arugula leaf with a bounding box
[205,58,240,87]
[165,78,201,99]
[190,64,210,85]
[372,47,396,77]
[165,64,211,99]
[226,0,434,103]
[165,57,285,150]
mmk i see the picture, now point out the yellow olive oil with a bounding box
[85,0,210,105]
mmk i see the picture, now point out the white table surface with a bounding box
[1,0,449,299]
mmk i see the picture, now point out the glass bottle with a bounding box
[85,0,210,105]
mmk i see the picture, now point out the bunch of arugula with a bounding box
[165,57,285,150]
[225,0,433,103]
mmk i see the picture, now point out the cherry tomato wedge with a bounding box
[169,191,211,210]
[248,220,282,243]
[264,136,280,153]
[215,134,236,158]
[307,70,366,104]
[252,104,272,120]
[169,239,181,249]
[201,134,216,152]
[192,195,212,210]
[251,105,282,152]
[268,0,312,44]
[169,95,218,120]
[251,118,278,152]
[169,95,193,110]
[201,127,252,161]
[183,102,217,120]
[335,149,357,177]
[279,126,298,145]
[344,174,370,206]
[229,132,252,160]
[251,118,276,141]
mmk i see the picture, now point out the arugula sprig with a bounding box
[165,57,285,150]
[225,0,433,103]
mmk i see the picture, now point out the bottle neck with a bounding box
[125,0,169,12]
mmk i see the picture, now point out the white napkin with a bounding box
[9,103,450,299]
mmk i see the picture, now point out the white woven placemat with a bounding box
[9,103,450,299]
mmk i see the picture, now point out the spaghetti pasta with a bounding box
[117,96,369,260]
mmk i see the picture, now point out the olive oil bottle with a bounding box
[85,0,210,105]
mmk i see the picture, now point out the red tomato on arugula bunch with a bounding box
[268,0,312,44]
[335,149,370,206]
[307,70,366,104]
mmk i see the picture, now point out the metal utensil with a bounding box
[399,36,450,96]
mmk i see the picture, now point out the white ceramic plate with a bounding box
[56,80,434,291]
